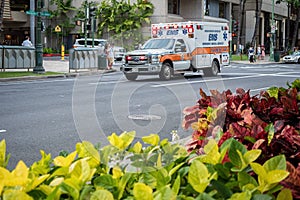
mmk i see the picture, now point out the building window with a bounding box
[219,2,225,18]
[168,0,179,15]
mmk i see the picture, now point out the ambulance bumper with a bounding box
[121,64,162,75]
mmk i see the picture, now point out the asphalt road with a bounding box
[0,62,299,170]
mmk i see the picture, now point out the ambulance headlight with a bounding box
[151,55,161,63]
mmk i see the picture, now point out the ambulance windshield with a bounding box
[142,39,175,50]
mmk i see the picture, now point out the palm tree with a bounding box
[0,0,4,31]
[251,0,262,47]
[237,0,246,55]
[291,5,300,50]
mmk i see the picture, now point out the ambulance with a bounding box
[121,21,229,80]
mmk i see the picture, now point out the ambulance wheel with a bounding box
[204,60,219,76]
[125,73,138,81]
[159,63,173,80]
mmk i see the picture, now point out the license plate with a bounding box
[132,68,138,72]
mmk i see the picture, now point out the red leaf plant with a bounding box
[182,79,300,198]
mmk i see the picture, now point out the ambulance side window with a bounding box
[175,39,187,53]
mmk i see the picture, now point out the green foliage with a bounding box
[43,47,54,54]
[97,0,154,48]
[49,0,77,36]
[0,131,293,199]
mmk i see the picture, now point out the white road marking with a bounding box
[151,74,263,88]
[152,71,300,88]
[0,130,7,133]
[250,87,272,92]
[89,80,128,85]
[0,78,74,86]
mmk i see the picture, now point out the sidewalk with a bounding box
[0,57,117,82]
[231,55,281,65]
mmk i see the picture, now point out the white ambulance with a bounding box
[121,21,229,80]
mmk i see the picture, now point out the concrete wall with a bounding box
[181,0,203,20]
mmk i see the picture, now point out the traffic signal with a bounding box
[89,6,96,17]
[233,20,238,32]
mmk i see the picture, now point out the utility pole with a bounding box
[30,0,35,44]
[84,0,88,47]
[33,0,45,73]
[269,0,275,61]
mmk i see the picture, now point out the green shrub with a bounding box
[43,47,53,54]
[0,131,292,199]
[183,79,300,199]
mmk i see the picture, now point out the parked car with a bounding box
[282,51,300,63]
[73,38,107,50]
[114,46,126,61]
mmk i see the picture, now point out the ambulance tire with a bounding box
[204,60,219,76]
[159,63,173,80]
[125,73,138,81]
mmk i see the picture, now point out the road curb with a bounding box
[0,69,117,82]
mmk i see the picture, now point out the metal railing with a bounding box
[69,48,106,71]
[0,45,36,71]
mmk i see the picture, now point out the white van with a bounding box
[73,38,107,49]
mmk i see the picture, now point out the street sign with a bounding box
[271,25,275,33]
[26,10,51,17]
[40,11,51,17]
[55,25,61,32]
[26,10,38,16]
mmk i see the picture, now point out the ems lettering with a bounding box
[208,34,218,41]
[167,30,179,35]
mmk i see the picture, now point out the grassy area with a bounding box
[0,71,63,78]
[231,54,249,61]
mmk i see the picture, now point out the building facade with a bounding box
[0,0,291,53]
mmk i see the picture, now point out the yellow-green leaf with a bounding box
[38,185,55,196]
[228,191,251,200]
[119,131,136,149]
[244,149,261,164]
[49,177,64,187]
[90,189,114,200]
[142,134,160,146]
[157,153,162,168]
[76,141,100,168]
[12,160,29,180]
[277,189,293,200]
[199,139,220,165]
[53,151,77,167]
[188,160,210,193]
[172,175,180,195]
[266,170,290,184]
[112,166,123,179]
[132,141,142,153]
[0,140,7,167]
[250,162,267,178]
[3,190,33,200]
[69,159,91,183]
[107,133,123,149]
[60,178,81,199]
[5,161,29,186]
[25,174,50,192]
[133,183,153,200]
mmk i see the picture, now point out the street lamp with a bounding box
[269,0,275,61]
[33,0,45,73]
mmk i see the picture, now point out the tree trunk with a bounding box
[251,0,262,47]
[291,7,300,50]
[285,3,290,52]
[237,0,246,54]
[0,0,4,31]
